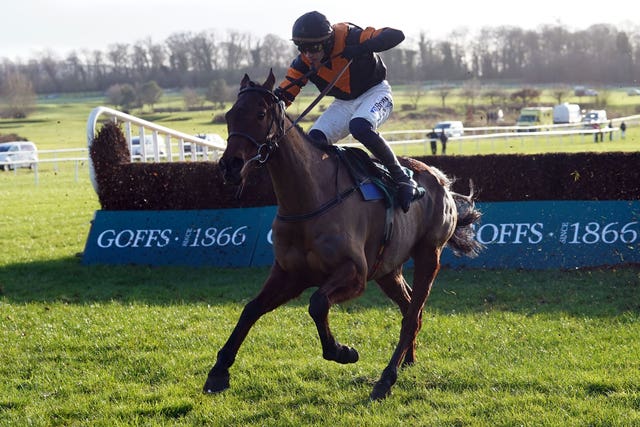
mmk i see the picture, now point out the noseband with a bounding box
[227,85,286,164]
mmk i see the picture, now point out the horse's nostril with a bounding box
[230,157,244,171]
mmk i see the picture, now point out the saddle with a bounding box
[326,145,424,209]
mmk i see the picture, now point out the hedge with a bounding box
[91,122,639,210]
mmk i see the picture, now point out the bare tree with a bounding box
[107,43,131,80]
[223,31,248,70]
[510,87,541,107]
[139,80,163,111]
[461,79,481,107]
[261,33,294,68]
[550,86,571,104]
[183,88,204,110]
[0,72,36,118]
[206,78,230,109]
[435,85,453,108]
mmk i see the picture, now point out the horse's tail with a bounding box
[448,181,484,258]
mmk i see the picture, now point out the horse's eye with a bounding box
[257,112,266,120]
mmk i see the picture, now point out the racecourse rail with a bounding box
[3,107,639,187]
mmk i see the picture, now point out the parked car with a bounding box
[432,120,464,137]
[130,135,166,158]
[627,88,640,96]
[582,110,608,129]
[574,86,598,97]
[0,141,38,171]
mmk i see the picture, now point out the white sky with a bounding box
[1,0,637,61]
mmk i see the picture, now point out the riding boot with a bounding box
[351,131,416,213]
[386,158,419,213]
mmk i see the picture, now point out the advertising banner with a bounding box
[440,200,639,269]
[83,207,276,267]
[83,201,639,269]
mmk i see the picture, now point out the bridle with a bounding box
[227,84,287,165]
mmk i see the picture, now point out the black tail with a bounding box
[448,183,484,258]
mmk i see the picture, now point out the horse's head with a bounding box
[219,69,286,185]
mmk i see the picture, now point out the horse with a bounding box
[203,70,483,400]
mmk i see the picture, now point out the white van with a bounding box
[433,121,464,137]
[553,103,582,124]
[0,141,38,171]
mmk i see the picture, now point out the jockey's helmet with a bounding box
[291,11,333,44]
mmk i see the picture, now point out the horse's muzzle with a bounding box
[219,156,244,185]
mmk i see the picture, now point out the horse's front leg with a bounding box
[203,262,304,394]
[308,261,365,364]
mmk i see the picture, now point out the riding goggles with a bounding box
[297,43,325,54]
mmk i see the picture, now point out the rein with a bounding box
[227,57,356,222]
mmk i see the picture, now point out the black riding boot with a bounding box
[349,118,418,213]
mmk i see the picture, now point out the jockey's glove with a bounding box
[274,87,292,106]
[341,43,370,59]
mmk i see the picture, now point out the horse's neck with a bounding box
[267,128,333,214]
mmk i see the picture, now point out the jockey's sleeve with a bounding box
[276,67,307,106]
[359,27,405,52]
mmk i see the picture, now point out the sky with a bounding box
[1,0,637,61]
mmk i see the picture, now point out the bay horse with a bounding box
[203,70,483,400]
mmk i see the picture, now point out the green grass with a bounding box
[1,160,640,426]
[1,92,640,425]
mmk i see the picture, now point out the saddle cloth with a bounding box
[327,145,423,208]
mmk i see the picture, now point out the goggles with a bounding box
[296,43,325,54]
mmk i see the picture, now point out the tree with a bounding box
[206,78,230,109]
[435,85,453,108]
[183,88,204,110]
[0,72,36,118]
[510,87,541,107]
[550,86,570,104]
[105,83,137,111]
[139,80,163,111]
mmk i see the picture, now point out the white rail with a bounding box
[86,106,226,192]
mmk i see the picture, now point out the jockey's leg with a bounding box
[349,117,418,212]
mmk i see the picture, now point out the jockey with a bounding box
[275,11,419,213]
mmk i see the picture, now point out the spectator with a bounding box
[620,121,627,139]
[609,121,614,141]
[428,128,437,155]
[439,129,448,155]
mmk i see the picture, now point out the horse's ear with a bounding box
[264,69,276,90]
[240,74,251,88]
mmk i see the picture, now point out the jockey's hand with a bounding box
[274,87,286,102]
[341,43,369,59]
[273,87,292,106]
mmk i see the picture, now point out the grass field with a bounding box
[1,162,640,425]
[1,91,639,425]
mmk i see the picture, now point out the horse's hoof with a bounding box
[326,345,359,364]
[369,382,392,401]
[203,372,230,394]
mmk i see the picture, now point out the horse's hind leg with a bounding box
[375,269,421,366]
[370,245,441,400]
[203,262,305,394]
[309,261,365,364]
